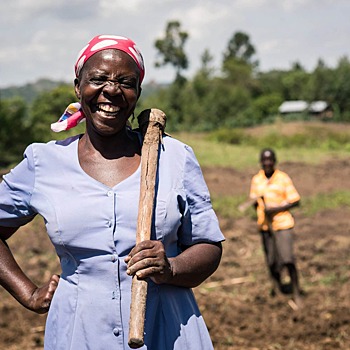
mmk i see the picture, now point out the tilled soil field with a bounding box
[1,158,350,349]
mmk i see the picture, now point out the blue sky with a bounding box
[0,0,349,88]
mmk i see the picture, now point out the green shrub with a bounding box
[206,128,252,144]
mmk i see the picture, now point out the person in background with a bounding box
[239,148,302,308]
[0,34,224,349]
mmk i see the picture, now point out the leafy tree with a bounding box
[154,20,189,82]
[221,31,258,110]
[251,93,284,123]
[330,56,350,119]
[281,65,310,101]
[198,49,215,79]
[223,31,258,67]
[198,77,252,129]
[0,97,32,166]
[184,49,215,118]
[176,76,213,131]
[222,57,255,87]
[291,61,305,71]
[153,20,190,128]
[256,70,288,98]
[304,59,332,101]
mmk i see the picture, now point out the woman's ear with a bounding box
[74,78,81,99]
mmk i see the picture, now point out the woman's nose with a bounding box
[103,81,121,95]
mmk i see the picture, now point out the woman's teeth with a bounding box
[98,104,119,113]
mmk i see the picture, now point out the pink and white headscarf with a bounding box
[75,35,145,82]
[51,35,145,132]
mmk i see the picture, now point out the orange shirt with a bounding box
[249,169,300,231]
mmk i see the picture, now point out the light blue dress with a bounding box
[0,131,224,350]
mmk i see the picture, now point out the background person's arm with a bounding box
[238,198,258,213]
[264,200,300,217]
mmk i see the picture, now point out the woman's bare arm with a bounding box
[125,241,223,288]
[0,226,59,313]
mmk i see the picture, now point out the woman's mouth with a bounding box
[96,103,120,116]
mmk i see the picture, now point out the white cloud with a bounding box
[233,0,270,9]
[259,40,280,54]
[171,4,231,39]
[99,0,143,14]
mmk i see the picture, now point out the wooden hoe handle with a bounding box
[128,109,166,349]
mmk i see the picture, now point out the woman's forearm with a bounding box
[168,242,222,288]
[0,238,37,308]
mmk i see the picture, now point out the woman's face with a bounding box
[75,49,141,136]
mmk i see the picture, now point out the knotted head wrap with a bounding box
[51,34,145,132]
[75,35,145,83]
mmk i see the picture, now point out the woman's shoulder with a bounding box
[162,135,201,172]
[24,135,80,167]
[28,135,80,153]
[162,134,193,153]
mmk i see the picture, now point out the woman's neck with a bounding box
[80,126,141,160]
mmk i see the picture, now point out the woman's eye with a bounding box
[90,78,105,85]
[120,80,136,89]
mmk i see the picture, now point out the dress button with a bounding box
[107,190,113,197]
[108,220,112,227]
[113,328,120,336]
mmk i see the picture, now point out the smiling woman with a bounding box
[0,34,224,350]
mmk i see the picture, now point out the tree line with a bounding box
[1,20,350,167]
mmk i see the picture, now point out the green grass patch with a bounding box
[211,194,245,219]
[301,191,350,216]
[211,194,256,219]
[317,273,341,286]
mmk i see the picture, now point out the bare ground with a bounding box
[1,159,350,349]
